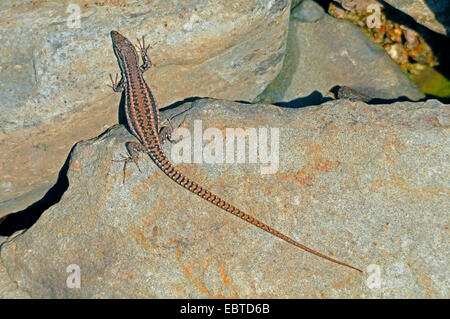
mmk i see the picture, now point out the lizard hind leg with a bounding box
[158,111,190,144]
[158,118,183,144]
[113,141,148,184]
[158,125,174,145]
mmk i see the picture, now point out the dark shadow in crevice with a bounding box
[328,85,427,104]
[423,0,450,37]
[159,97,204,123]
[234,100,252,105]
[366,96,421,104]
[313,0,334,11]
[271,87,431,109]
[162,96,204,111]
[424,95,450,104]
[273,91,333,108]
[0,147,73,237]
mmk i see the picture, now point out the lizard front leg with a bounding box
[108,73,124,92]
[136,36,153,73]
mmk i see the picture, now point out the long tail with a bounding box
[149,147,362,273]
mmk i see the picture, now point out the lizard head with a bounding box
[111,30,138,61]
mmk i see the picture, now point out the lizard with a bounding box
[109,30,362,273]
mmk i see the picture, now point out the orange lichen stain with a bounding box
[71,161,80,169]
[218,261,238,298]
[220,263,231,286]
[168,238,184,246]
[370,179,384,190]
[426,116,445,128]
[130,223,152,250]
[123,272,134,280]
[141,172,159,186]
[309,144,322,155]
[290,142,341,187]
[330,271,357,290]
[175,252,239,298]
[314,159,340,172]
[122,169,132,181]
[294,168,314,188]
[175,248,184,259]
[414,272,438,298]
[388,173,445,199]
[95,250,104,259]
[380,250,390,257]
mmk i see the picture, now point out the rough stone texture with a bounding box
[0,0,290,217]
[334,0,380,13]
[384,0,450,36]
[291,0,325,23]
[292,0,305,10]
[0,98,448,298]
[256,5,425,104]
[0,233,30,298]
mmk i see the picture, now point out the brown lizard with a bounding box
[109,30,362,273]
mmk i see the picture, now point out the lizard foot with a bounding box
[113,154,142,184]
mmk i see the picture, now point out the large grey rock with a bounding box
[256,8,424,104]
[0,0,291,217]
[0,98,448,298]
[384,0,450,36]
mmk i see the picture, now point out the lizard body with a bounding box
[109,30,361,273]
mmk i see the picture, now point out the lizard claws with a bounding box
[136,36,150,53]
[113,154,142,184]
[136,36,159,53]
[108,73,122,92]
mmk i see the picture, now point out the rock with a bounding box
[336,86,372,102]
[333,0,381,14]
[0,0,291,217]
[255,11,425,104]
[0,98,447,298]
[0,261,31,298]
[291,0,305,10]
[292,0,325,23]
[384,0,450,36]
